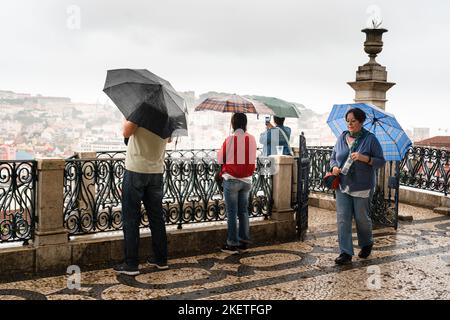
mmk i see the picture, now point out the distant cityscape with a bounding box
[0,89,444,160]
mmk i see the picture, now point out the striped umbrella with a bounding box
[327,103,412,161]
[194,94,274,115]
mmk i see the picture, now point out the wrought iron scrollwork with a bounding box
[368,161,400,229]
[63,159,125,235]
[291,134,310,239]
[63,149,273,235]
[307,146,334,194]
[163,155,225,228]
[399,146,449,196]
[249,157,273,219]
[96,151,127,159]
[0,161,37,244]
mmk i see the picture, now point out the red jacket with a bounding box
[218,131,257,178]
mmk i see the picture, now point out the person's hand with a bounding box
[266,123,274,129]
[351,152,368,162]
[332,167,341,176]
[122,120,138,138]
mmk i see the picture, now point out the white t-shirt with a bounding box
[222,173,253,185]
[125,127,168,174]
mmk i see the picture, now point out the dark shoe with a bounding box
[237,243,249,253]
[221,244,239,254]
[358,244,373,259]
[335,253,352,265]
[113,263,140,276]
[147,258,169,270]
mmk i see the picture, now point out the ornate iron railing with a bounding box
[399,146,449,196]
[94,148,264,159]
[306,145,450,197]
[369,161,400,229]
[64,150,272,235]
[294,133,310,240]
[96,151,126,159]
[64,158,125,235]
[0,160,37,244]
[306,146,334,194]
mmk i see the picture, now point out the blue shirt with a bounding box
[259,126,292,156]
[330,131,386,192]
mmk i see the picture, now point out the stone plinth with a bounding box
[270,156,294,212]
[269,155,296,241]
[34,158,70,272]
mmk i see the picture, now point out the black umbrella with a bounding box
[103,69,188,139]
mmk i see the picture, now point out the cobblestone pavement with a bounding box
[0,204,449,300]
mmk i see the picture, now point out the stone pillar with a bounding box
[347,28,395,110]
[34,158,71,272]
[270,156,296,241]
[348,28,396,209]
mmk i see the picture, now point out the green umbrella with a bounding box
[246,95,302,118]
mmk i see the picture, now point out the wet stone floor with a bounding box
[0,204,449,300]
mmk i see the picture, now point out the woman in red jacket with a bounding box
[217,113,257,254]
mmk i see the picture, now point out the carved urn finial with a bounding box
[362,28,388,66]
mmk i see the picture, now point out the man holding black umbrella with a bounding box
[104,69,189,275]
[113,119,170,275]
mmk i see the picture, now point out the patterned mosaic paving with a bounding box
[0,204,449,300]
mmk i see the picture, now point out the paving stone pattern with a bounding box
[0,204,449,300]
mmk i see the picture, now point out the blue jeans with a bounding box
[335,189,373,256]
[122,170,167,267]
[223,179,252,246]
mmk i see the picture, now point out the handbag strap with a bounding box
[275,127,293,156]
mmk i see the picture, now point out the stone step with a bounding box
[398,214,413,221]
[433,207,450,216]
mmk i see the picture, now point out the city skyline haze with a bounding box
[0,0,449,132]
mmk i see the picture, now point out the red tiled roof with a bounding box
[415,136,450,150]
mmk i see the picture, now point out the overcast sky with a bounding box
[1,0,449,131]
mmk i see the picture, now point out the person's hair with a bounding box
[231,113,247,132]
[274,116,285,126]
[345,108,366,123]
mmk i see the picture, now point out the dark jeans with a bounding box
[122,169,167,267]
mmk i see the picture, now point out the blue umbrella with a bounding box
[327,103,412,161]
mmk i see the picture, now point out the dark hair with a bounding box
[345,108,366,123]
[274,116,285,126]
[231,113,247,132]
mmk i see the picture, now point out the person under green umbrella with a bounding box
[245,95,302,118]
[259,116,293,156]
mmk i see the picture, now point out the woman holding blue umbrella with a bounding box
[329,107,386,265]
